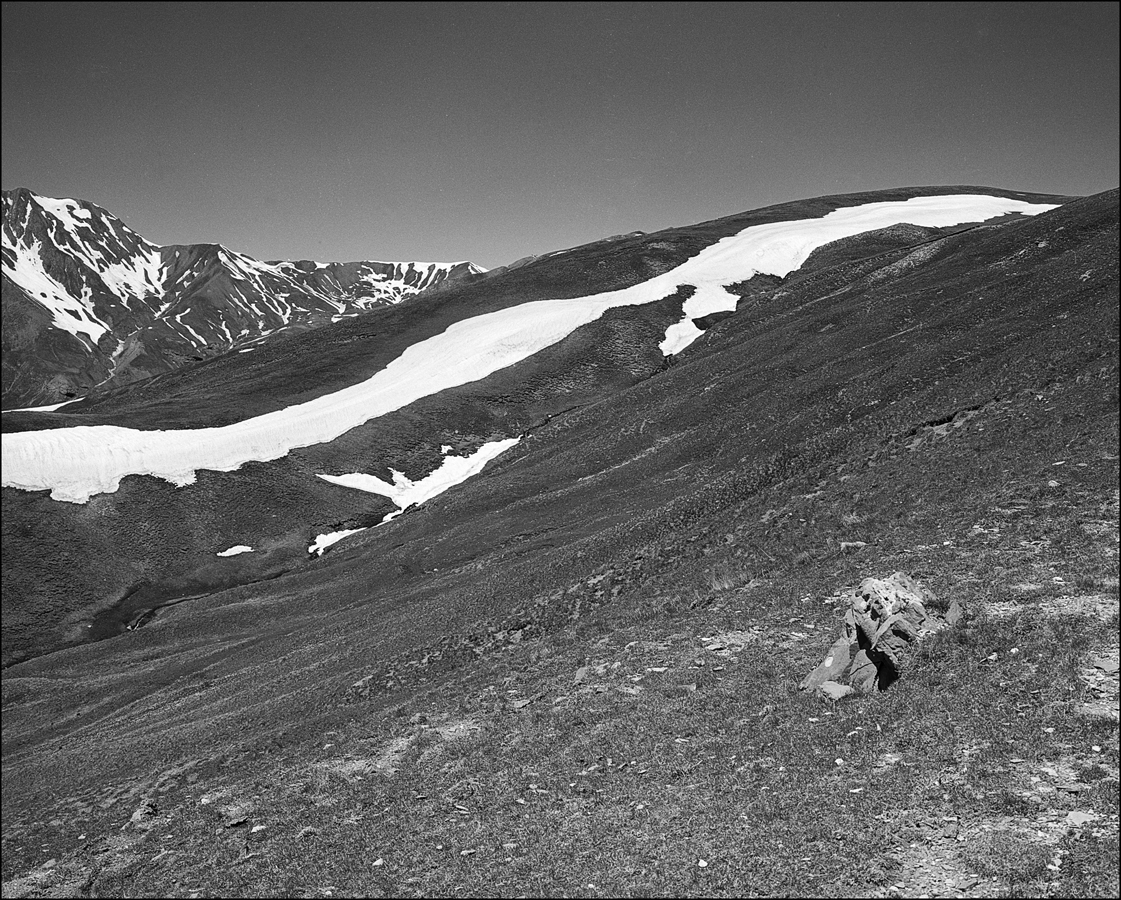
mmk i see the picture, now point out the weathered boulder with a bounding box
[800,572,962,696]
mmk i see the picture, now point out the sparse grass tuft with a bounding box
[1054,830,1121,899]
[963,829,1053,893]
[703,560,756,593]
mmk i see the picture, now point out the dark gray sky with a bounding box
[3,2,1118,269]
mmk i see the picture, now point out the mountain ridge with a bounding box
[1,188,485,409]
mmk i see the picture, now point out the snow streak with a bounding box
[318,437,521,522]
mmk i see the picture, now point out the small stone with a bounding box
[698,859,708,868]
[1067,811,1099,827]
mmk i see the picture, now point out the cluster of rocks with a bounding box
[800,571,962,700]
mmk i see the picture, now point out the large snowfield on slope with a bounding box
[1,195,1058,504]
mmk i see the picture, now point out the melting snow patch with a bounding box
[216,544,253,557]
[308,528,366,557]
[317,437,520,522]
[656,194,1059,355]
[308,439,519,555]
[1,194,1057,503]
[1,398,82,414]
[28,195,165,304]
[1,237,110,344]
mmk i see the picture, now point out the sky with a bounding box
[2,2,1118,270]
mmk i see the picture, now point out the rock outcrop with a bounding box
[800,572,963,699]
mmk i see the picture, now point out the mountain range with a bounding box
[1,188,484,409]
[0,184,1116,898]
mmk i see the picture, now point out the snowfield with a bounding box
[307,438,522,555]
[654,195,1059,354]
[216,544,254,557]
[318,437,522,521]
[308,528,366,557]
[1,195,1058,504]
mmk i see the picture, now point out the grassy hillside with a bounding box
[1,188,1116,897]
[0,188,1082,668]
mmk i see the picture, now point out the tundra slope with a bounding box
[0,186,1117,897]
[1,188,483,409]
[0,186,1074,666]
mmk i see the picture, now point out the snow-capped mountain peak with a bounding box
[1,189,485,408]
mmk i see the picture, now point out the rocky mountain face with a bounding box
[0,188,484,408]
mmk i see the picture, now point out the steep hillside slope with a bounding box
[0,187,1077,662]
[1,188,483,408]
[1,186,1116,898]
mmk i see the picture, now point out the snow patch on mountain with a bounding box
[2,236,111,343]
[656,194,1060,354]
[0,194,1058,503]
[17,194,165,305]
[0,398,82,414]
[216,544,253,557]
[308,437,520,555]
[318,437,521,521]
[308,528,366,557]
